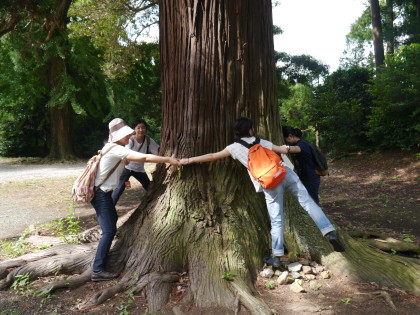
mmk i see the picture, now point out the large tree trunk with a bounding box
[0,1,419,313]
[370,0,385,72]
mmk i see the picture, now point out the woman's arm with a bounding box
[126,152,180,166]
[272,144,301,154]
[181,148,231,165]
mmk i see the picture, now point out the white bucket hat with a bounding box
[108,118,134,143]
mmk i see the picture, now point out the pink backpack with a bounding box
[72,144,121,203]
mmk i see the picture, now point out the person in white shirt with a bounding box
[180,117,344,268]
[112,119,160,205]
[91,118,180,282]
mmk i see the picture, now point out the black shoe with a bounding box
[91,270,120,282]
[263,256,281,268]
[326,232,345,252]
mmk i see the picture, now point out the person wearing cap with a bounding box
[111,119,160,205]
[90,118,180,282]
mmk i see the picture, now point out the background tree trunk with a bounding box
[385,0,394,55]
[47,55,75,160]
[370,0,385,71]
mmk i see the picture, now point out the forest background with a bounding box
[0,0,418,159]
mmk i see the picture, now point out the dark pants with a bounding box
[91,189,118,273]
[301,176,321,204]
[111,168,151,205]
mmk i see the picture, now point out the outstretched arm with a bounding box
[180,148,231,165]
[126,152,180,166]
[272,144,301,154]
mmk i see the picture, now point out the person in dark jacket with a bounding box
[282,126,321,204]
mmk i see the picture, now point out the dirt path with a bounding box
[0,160,148,239]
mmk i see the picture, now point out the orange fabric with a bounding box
[247,144,287,189]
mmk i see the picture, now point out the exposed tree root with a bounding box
[0,243,95,290]
[84,280,127,307]
[230,281,273,315]
[365,238,420,253]
[348,230,420,253]
[355,290,397,311]
[39,269,92,294]
[80,271,180,311]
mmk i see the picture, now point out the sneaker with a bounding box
[263,256,281,268]
[91,270,120,282]
[326,232,345,252]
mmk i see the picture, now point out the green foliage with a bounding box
[52,212,82,244]
[0,229,31,257]
[11,273,34,296]
[265,280,276,289]
[221,270,234,281]
[108,42,162,141]
[367,44,420,149]
[313,66,374,154]
[0,27,111,157]
[69,0,159,78]
[276,52,329,86]
[341,297,352,305]
[280,83,315,129]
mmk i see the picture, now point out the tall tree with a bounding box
[0,1,419,314]
[370,0,385,71]
[0,0,76,159]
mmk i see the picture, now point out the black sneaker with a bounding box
[91,270,120,282]
[263,256,281,268]
[326,232,345,252]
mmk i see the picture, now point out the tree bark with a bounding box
[385,0,394,55]
[370,0,385,72]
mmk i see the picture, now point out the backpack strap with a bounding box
[146,135,151,154]
[95,143,123,190]
[98,143,117,156]
[236,137,260,148]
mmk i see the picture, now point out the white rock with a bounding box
[302,266,312,274]
[276,271,289,285]
[287,262,302,272]
[304,274,316,280]
[321,271,330,279]
[291,271,301,279]
[260,268,274,278]
[290,282,305,293]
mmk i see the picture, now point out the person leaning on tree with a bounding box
[282,126,321,204]
[90,118,180,282]
[111,119,160,205]
[180,117,344,268]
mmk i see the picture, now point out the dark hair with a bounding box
[233,117,254,140]
[132,119,149,130]
[282,126,302,138]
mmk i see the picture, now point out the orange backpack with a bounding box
[236,138,287,189]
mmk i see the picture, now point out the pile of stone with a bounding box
[259,260,330,293]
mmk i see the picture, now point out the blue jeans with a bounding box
[91,189,118,272]
[111,168,151,205]
[263,166,334,257]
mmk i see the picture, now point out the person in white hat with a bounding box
[91,118,180,282]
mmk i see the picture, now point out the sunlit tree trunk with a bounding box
[370,0,385,72]
[385,0,394,55]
